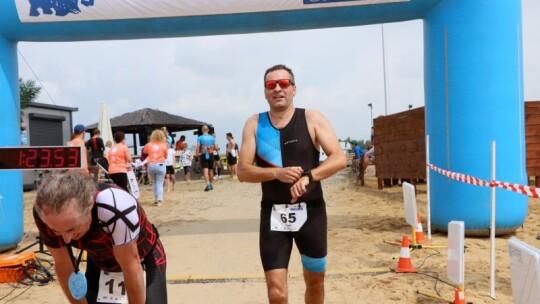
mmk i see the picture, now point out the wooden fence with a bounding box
[372,102,540,189]
[373,107,425,189]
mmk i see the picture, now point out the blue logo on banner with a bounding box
[29,0,95,17]
[303,0,364,4]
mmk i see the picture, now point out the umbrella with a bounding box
[86,108,211,154]
[86,108,211,133]
[98,103,114,145]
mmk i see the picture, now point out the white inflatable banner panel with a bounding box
[15,0,408,23]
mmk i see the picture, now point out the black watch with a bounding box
[302,170,314,182]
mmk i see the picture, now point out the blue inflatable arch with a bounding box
[0,0,527,248]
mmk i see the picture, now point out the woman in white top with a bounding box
[165,147,176,192]
[180,143,193,183]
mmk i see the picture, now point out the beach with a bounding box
[1,165,538,303]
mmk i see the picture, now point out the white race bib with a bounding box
[96,270,145,303]
[270,203,307,232]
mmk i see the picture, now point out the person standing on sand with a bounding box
[195,125,218,191]
[180,142,194,183]
[107,131,132,192]
[33,171,167,304]
[143,129,168,206]
[226,132,239,179]
[68,124,89,174]
[237,64,346,304]
[165,146,176,192]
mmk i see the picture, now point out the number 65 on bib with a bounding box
[270,203,307,232]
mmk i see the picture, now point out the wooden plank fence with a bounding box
[372,102,540,189]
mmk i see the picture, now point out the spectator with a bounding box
[165,146,176,192]
[107,131,132,192]
[86,129,107,171]
[180,142,193,183]
[161,126,174,149]
[68,124,88,173]
[143,129,168,206]
[349,140,365,184]
[226,132,238,179]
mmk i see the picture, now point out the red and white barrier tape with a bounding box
[428,163,540,198]
[492,180,540,198]
[428,164,491,187]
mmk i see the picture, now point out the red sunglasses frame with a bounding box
[264,79,294,90]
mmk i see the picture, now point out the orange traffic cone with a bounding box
[415,214,428,244]
[392,235,417,273]
[454,288,465,304]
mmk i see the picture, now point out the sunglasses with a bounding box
[264,79,294,90]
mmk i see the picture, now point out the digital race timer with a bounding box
[0,146,83,170]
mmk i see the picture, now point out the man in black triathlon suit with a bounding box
[33,171,167,304]
[237,64,346,303]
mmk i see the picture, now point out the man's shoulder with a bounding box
[304,108,323,118]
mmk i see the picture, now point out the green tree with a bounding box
[19,78,41,109]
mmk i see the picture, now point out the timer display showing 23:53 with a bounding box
[0,147,82,170]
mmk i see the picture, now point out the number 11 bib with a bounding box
[270,202,307,232]
[97,270,146,303]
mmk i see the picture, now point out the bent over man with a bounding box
[33,171,167,304]
[238,64,346,304]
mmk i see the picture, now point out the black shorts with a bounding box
[166,165,175,174]
[259,199,327,271]
[213,154,220,161]
[109,173,129,192]
[183,166,191,174]
[199,156,214,170]
[227,154,237,165]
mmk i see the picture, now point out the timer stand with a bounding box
[15,235,51,256]
[0,146,83,257]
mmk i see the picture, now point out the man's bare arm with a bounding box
[307,109,347,181]
[113,241,145,304]
[48,246,88,304]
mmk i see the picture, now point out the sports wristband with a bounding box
[302,170,313,182]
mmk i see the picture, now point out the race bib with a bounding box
[270,203,307,232]
[96,270,145,303]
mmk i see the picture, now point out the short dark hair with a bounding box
[226,132,233,139]
[264,64,295,84]
[92,129,101,136]
[180,135,186,141]
[113,131,125,143]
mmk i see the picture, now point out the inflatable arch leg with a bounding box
[0,38,23,250]
[425,0,527,235]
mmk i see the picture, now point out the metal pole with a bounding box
[370,107,373,123]
[426,135,431,241]
[490,140,496,299]
[381,24,388,115]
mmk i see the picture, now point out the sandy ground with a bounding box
[1,165,540,303]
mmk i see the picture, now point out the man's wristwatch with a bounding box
[302,170,314,182]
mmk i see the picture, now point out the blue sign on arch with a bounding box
[28,0,95,17]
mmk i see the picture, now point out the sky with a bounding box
[16,0,540,152]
